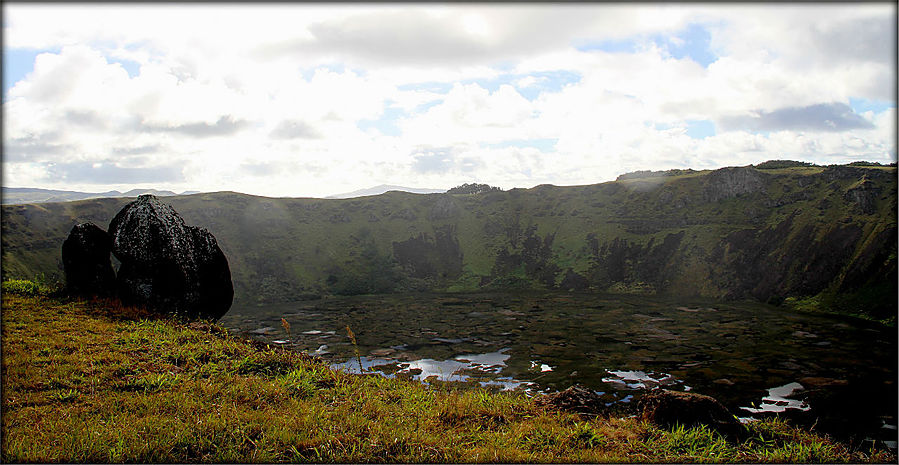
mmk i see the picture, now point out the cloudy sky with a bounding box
[2,4,896,198]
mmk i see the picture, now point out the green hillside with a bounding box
[2,163,896,320]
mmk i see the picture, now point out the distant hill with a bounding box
[2,163,896,321]
[326,184,445,199]
[446,183,503,195]
[616,169,698,181]
[1,187,197,205]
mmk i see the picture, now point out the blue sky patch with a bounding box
[482,138,558,153]
[575,23,717,67]
[414,99,443,113]
[2,47,60,100]
[398,71,580,101]
[109,57,141,78]
[849,97,895,115]
[512,70,582,100]
[653,23,717,67]
[358,98,444,136]
[685,120,716,139]
[356,104,405,137]
[575,38,638,54]
[464,70,580,98]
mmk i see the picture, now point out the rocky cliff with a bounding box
[2,163,896,320]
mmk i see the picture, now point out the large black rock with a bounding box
[61,222,116,296]
[108,195,233,321]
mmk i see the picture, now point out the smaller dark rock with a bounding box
[639,389,742,435]
[189,226,235,319]
[535,385,607,415]
[61,222,116,296]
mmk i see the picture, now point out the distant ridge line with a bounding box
[1,187,200,205]
[325,184,445,199]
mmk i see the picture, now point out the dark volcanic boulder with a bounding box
[188,226,234,316]
[639,389,741,435]
[61,222,116,296]
[108,195,233,321]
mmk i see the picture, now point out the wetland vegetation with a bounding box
[2,285,894,463]
[223,291,897,451]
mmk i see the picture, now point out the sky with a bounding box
[2,3,896,198]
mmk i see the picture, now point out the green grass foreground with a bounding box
[2,288,894,463]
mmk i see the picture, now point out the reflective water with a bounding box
[740,382,810,414]
[221,292,896,447]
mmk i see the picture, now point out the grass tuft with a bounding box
[2,278,51,296]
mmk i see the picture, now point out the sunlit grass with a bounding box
[2,290,893,463]
[1,278,54,296]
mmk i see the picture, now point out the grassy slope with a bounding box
[2,288,891,463]
[1,165,896,318]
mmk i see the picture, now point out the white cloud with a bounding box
[2,3,895,197]
[514,75,546,89]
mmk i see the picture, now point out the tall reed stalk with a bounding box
[345,324,364,373]
[280,318,291,341]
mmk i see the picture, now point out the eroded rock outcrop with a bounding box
[109,195,233,321]
[61,222,116,296]
[428,194,460,221]
[844,176,881,214]
[703,167,766,202]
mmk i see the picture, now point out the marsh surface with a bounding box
[221,292,897,448]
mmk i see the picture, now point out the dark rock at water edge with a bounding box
[536,385,608,415]
[61,222,116,296]
[109,194,233,321]
[753,380,897,446]
[639,389,742,435]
